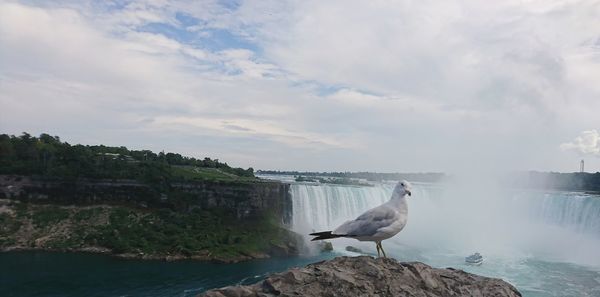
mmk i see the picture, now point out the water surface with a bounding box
[0,251,335,297]
[3,179,600,297]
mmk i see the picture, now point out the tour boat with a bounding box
[465,252,483,265]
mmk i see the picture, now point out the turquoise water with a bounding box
[3,180,600,296]
[379,245,600,297]
[1,250,598,297]
[0,251,335,297]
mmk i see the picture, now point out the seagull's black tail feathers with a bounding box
[309,231,346,241]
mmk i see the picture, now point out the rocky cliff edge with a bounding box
[200,256,521,297]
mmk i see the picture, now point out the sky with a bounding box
[1,0,600,173]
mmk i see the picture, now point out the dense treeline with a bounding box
[515,171,600,192]
[257,170,445,183]
[260,170,600,191]
[0,133,254,184]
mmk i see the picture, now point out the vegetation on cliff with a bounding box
[0,200,299,262]
[511,171,600,192]
[0,133,297,262]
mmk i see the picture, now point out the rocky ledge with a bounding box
[200,256,521,297]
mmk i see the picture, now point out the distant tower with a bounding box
[580,160,585,173]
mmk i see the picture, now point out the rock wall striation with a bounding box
[0,175,292,223]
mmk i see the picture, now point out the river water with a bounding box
[1,177,600,296]
[0,251,336,297]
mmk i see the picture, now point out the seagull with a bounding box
[309,180,412,258]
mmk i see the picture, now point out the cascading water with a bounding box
[290,183,393,236]
[514,191,600,236]
[290,182,600,252]
[287,180,600,296]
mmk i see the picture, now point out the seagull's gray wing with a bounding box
[333,205,399,237]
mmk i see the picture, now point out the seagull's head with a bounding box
[394,180,412,197]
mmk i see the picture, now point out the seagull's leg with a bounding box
[375,242,381,257]
[379,242,387,258]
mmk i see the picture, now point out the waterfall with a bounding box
[288,182,444,252]
[288,181,600,265]
[514,191,600,237]
[290,183,600,237]
[290,183,392,234]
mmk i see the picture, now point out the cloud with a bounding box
[149,115,351,149]
[254,1,599,113]
[1,1,600,172]
[560,130,600,156]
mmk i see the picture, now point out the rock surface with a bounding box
[200,256,522,297]
[345,245,365,253]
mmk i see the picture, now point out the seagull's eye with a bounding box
[400,183,404,186]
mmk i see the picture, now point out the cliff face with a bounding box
[0,175,291,223]
[201,256,522,297]
[172,181,291,223]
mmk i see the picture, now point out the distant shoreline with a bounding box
[259,170,600,193]
[257,170,445,183]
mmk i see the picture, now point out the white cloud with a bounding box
[150,115,350,149]
[251,0,599,113]
[560,130,600,156]
[1,1,600,172]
